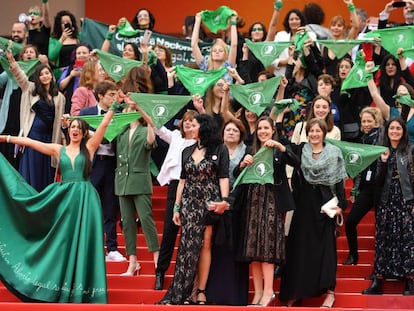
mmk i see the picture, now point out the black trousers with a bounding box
[345,187,375,256]
[90,156,119,252]
[156,180,180,274]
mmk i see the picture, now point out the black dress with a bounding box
[279,145,347,302]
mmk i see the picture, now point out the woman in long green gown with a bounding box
[0,103,116,303]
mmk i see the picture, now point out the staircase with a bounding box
[1,182,414,310]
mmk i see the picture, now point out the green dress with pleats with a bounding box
[0,147,107,303]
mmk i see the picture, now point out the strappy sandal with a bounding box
[196,288,207,305]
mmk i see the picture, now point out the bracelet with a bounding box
[222,197,229,202]
[110,101,121,112]
[42,0,48,3]
[105,32,114,41]
[6,135,11,143]
[173,203,180,213]
[230,21,237,26]
[274,0,283,11]
[347,3,356,12]
[365,73,373,81]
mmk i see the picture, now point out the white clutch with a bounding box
[320,196,339,218]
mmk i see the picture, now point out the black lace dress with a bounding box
[161,155,224,304]
[374,149,414,278]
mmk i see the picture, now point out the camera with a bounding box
[392,1,406,7]
[64,22,73,30]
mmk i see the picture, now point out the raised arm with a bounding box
[0,135,61,159]
[191,13,204,65]
[6,48,30,91]
[344,0,360,39]
[365,61,390,119]
[85,103,116,156]
[101,25,117,52]
[42,0,51,29]
[227,13,238,67]
[266,0,283,41]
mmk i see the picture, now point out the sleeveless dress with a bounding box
[19,99,55,192]
[0,147,107,303]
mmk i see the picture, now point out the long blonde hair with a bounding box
[207,39,229,71]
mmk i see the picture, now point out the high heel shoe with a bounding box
[342,253,358,265]
[321,291,335,308]
[196,288,207,304]
[258,292,276,306]
[120,262,141,276]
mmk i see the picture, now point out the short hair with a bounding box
[318,73,336,87]
[178,110,198,137]
[305,118,328,138]
[330,15,345,27]
[355,8,367,21]
[95,80,117,97]
[222,118,247,144]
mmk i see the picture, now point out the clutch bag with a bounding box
[320,196,339,218]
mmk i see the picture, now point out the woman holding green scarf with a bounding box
[279,118,348,308]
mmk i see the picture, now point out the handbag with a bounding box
[342,122,360,140]
[320,195,343,226]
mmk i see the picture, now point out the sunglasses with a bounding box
[28,11,41,16]
[252,27,263,32]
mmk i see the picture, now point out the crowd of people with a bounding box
[0,0,413,306]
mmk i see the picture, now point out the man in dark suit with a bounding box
[80,80,126,262]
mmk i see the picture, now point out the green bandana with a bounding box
[402,48,414,60]
[95,49,142,83]
[267,98,301,116]
[128,93,192,129]
[0,37,24,56]
[364,25,414,57]
[294,31,309,66]
[326,138,387,178]
[245,39,292,67]
[75,112,142,142]
[200,6,235,34]
[229,76,281,116]
[393,94,414,107]
[316,39,374,59]
[0,58,40,83]
[117,19,141,37]
[175,65,227,96]
[341,51,379,95]
[232,146,274,189]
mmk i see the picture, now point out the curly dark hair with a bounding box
[195,114,222,156]
[282,9,306,33]
[67,118,92,178]
[31,64,59,102]
[51,10,79,39]
[131,8,156,30]
[303,3,325,25]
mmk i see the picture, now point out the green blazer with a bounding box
[115,124,156,196]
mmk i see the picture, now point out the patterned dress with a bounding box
[161,156,222,304]
[374,149,414,278]
[240,184,285,263]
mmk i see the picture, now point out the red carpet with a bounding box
[1,183,413,310]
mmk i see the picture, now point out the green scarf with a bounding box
[301,142,347,186]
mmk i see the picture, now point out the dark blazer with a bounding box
[79,105,99,117]
[233,145,299,213]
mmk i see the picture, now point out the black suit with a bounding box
[80,105,120,252]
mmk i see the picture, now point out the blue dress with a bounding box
[19,99,55,191]
[0,147,107,303]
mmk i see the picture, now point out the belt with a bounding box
[96,155,114,161]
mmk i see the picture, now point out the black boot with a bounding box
[404,278,414,296]
[342,253,358,265]
[154,272,165,290]
[362,278,383,295]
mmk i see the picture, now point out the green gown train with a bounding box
[0,147,107,303]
